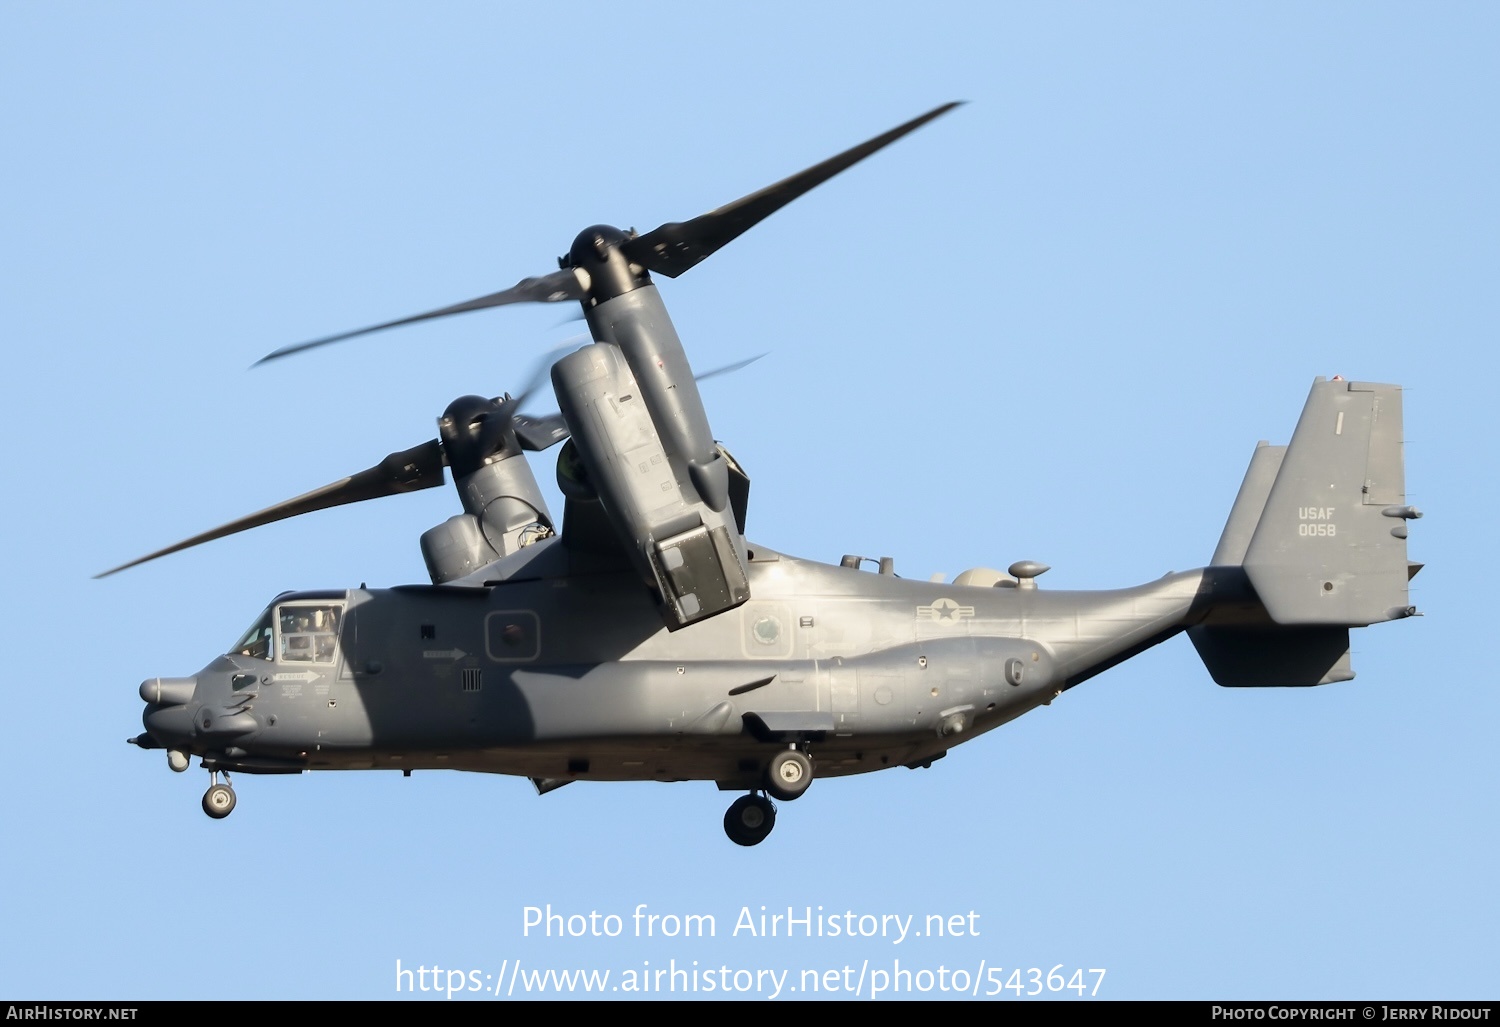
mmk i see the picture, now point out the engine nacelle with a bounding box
[552,337,749,628]
[420,396,556,584]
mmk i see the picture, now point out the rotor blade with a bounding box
[95,439,446,578]
[492,337,586,423]
[622,102,962,278]
[254,268,588,366]
[511,353,767,452]
[512,411,570,452]
[693,352,766,383]
[501,352,573,452]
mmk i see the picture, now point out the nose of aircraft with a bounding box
[140,676,197,706]
[140,676,197,748]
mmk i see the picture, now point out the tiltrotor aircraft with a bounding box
[106,103,1422,845]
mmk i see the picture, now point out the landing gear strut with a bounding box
[723,793,776,846]
[201,770,236,819]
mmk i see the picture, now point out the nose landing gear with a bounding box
[201,770,236,819]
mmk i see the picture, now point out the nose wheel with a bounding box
[201,770,237,820]
[723,793,776,846]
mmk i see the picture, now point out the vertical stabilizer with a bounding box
[1210,442,1286,566]
[1241,379,1418,626]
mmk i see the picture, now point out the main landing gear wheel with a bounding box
[765,748,814,801]
[723,794,776,846]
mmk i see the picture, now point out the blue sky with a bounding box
[2,2,1495,1001]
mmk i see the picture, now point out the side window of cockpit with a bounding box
[232,610,275,661]
[277,605,344,664]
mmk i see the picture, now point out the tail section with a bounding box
[1190,623,1355,687]
[1209,440,1286,566]
[1191,378,1421,687]
[1242,378,1418,625]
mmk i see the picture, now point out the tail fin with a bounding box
[1242,378,1419,625]
[1209,440,1286,566]
[1191,378,1421,687]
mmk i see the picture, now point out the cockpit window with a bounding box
[232,609,275,660]
[278,604,343,664]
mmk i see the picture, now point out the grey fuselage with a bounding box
[140,539,1228,789]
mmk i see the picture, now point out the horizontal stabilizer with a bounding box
[1188,624,1353,687]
